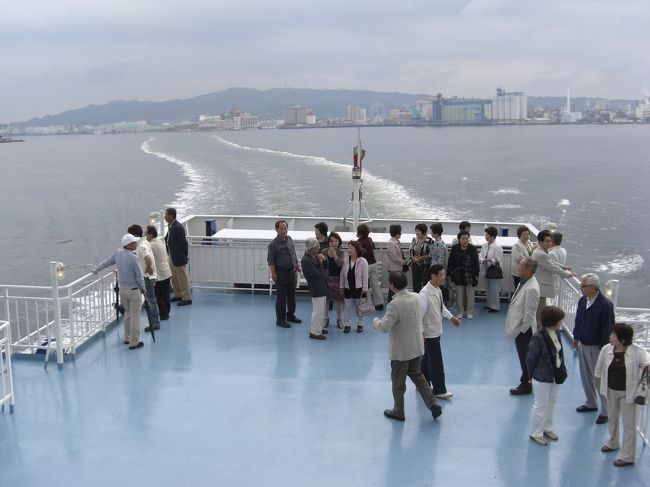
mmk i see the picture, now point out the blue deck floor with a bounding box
[1,292,648,487]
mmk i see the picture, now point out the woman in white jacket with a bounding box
[595,323,650,467]
[339,241,369,334]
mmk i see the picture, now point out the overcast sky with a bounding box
[2,0,649,123]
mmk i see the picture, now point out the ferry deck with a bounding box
[1,290,648,487]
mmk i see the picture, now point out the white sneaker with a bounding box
[530,435,548,446]
[467,314,474,319]
[435,392,454,400]
[456,313,464,319]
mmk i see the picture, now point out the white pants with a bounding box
[529,380,559,437]
[310,296,327,335]
[605,388,638,463]
[368,263,383,306]
[342,298,364,327]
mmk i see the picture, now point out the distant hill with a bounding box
[15,89,639,127]
[15,88,431,127]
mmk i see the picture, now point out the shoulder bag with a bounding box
[485,261,503,280]
[356,297,375,317]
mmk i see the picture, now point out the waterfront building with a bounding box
[441,98,489,124]
[284,106,308,126]
[486,88,527,123]
[346,105,367,124]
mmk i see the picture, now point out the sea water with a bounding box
[1,125,647,306]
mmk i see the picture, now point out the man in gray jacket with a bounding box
[301,238,328,340]
[373,271,442,421]
[505,258,540,396]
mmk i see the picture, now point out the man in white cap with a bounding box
[94,234,146,350]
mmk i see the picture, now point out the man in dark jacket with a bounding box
[301,238,328,340]
[268,219,301,328]
[573,273,615,424]
[164,207,192,306]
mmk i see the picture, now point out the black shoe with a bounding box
[177,300,192,306]
[510,384,532,395]
[128,342,144,350]
[287,315,302,324]
[276,320,291,329]
[170,297,182,302]
[321,328,328,335]
[430,404,443,419]
[375,304,384,311]
[576,405,598,413]
[336,319,343,329]
[488,308,499,313]
[123,340,130,345]
[596,415,608,424]
[160,316,169,321]
[343,325,351,333]
[309,333,327,340]
[144,324,160,332]
[383,409,405,421]
[356,325,364,333]
[613,459,634,467]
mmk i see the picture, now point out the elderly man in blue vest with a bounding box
[373,271,442,422]
[573,272,615,424]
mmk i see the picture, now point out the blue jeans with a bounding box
[144,277,160,325]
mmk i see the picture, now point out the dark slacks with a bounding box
[411,263,426,293]
[421,337,447,395]
[515,328,532,384]
[154,277,171,319]
[391,356,437,417]
[275,267,296,321]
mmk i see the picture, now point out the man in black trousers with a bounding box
[268,219,301,328]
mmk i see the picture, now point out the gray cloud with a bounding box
[1,0,649,123]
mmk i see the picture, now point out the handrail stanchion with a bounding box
[50,262,64,368]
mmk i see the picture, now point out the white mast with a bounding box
[344,127,371,231]
[566,87,571,114]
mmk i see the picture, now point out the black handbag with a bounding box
[634,368,649,405]
[485,261,503,280]
[542,330,567,384]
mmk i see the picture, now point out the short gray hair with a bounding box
[305,238,319,250]
[581,273,600,289]
[520,257,537,274]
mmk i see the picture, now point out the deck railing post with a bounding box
[50,262,64,367]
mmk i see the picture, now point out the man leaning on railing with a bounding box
[93,234,146,350]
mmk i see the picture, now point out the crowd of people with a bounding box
[93,207,191,349]
[95,213,649,467]
[269,219,649,467]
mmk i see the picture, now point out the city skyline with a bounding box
[2,0,649,123]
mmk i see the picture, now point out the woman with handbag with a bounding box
[409,223,432,293]
[595,323,650,466]
[480,226,503,313]
[339,241,369,333]
[447,230,479,319]
[526,306,567,446]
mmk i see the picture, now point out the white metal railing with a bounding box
[0,266,118,367]
[553,276,582,339]
[0,321,15,413]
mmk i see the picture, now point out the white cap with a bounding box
[121,233,139,247]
